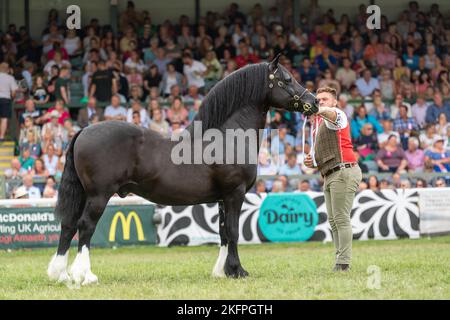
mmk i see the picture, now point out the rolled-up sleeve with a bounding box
[324,108,348,130]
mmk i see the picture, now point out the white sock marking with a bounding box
[47,251,70,282]
[69,245,98,285]
[212,245,228,278]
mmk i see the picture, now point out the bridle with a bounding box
[268,67,316,113]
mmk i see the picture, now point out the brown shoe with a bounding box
[333,264,350,272]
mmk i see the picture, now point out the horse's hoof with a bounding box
[226,266,249,278]
[82,271,98,286]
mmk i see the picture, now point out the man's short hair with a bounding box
[317,86,337,99]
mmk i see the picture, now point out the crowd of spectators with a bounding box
[0,0,449,198]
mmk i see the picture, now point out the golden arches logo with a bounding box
[109,211,145,242]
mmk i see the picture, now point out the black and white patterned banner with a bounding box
[157,190,421,247]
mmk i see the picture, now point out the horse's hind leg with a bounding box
[223,186,249,278]
[212,200,228,277]
[70,194,109,285]
[47,211,82,282]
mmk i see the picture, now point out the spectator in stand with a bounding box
[295,180,311,193]
[21,131,41,159]
[335,57,357,92]
[425,92,450,125]
[393,105,420,150]
[390,94,412,119]
[31,158,49,178]
[337,93,354,119]
[435,112,449,137]
[378,69,396,100]
[19,148,35,173]
[419,124,439,150]
[0,62,18,141]
[367,175,379,192]
[153,47,171,76]
[183,86,204,105]
[43,176,58,198]
[43,100,70,125]
[376,135,408,173]
[255,179,267,195]
[149,107,170,137]
[278,153,302,176]
[405,137,425,172]
[104,95,127,121]
[411,94,429,128]
[90,60,116,103]
[160,63,184,97]
[77,96,104,128]
[355,69,380,97]
[315,47,337,73]
[54,66,70,104]
[19,114,41,143]
[63,29,82,58]
[127,101,149,128]
[166,97,188,126]
[43,50,71,81]
[318,69,341,95]
[354,123,378,161]
[402,44,419,71]
[367,89,390,121]
[16,174,41,199]
[182,52,207,93]
[202,50,224,90]
[297,57,318,83]
[415,178,427,188]
[351,105,383,139]
[424,137,450,172]
[42,144,59,176]
[143,64,162,99]
[434,178,447,188]
[32,76,50,106]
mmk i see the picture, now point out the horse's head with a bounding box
[266,54,319,116]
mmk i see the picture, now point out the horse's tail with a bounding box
[55,129,86,222]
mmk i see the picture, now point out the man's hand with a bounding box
[304,154,314,168]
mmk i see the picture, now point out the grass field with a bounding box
[1,236,450,300]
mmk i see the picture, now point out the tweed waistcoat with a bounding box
[314,121,342,175]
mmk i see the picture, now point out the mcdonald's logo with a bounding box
[109,211,145,242]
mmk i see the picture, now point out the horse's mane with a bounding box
[190,63,268,130]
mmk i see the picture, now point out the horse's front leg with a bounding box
[223,185,249,278]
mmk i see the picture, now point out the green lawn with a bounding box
[1,236,450,299]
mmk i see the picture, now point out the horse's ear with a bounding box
[269,53,281,72]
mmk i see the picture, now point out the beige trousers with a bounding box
[323,165,362,265]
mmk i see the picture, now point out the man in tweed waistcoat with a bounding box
[304,87,362,271]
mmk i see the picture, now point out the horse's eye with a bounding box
[285,77,291,83]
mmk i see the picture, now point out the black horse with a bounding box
[47,55,318,285]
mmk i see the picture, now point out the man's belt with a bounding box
[323,162,358,178]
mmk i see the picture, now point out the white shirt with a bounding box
[105,105,127,118]
[378,131,400,146]
[183,60,207,88]
[126,108,150,128]
[0,72,18,99]
[322,108,348,130]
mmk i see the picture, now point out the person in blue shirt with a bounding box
[314,47,337,72]
[351,104,384,139]
[402,45,419,71]
[425,92,450,124]
[271,125,296,156]
[279,153,302,176]
[424,137,450,172]
[297,57,318,82]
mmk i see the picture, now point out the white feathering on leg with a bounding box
[212,245,228,278]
